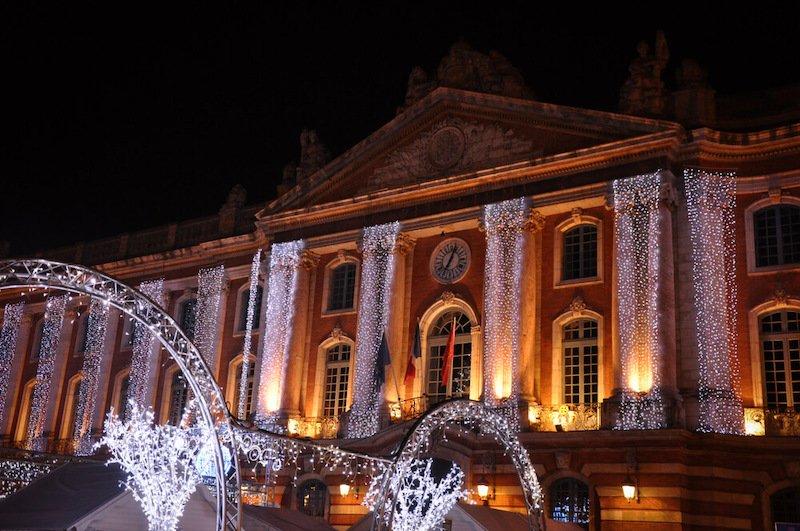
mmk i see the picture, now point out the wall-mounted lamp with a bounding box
[622,450,640,503]
[339,483,350,497]
[477,475,491,504]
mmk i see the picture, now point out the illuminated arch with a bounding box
[370,399,543,531]
[0,259,240,531]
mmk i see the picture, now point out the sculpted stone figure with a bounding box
[619,31,670,116]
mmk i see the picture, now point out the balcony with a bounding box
[528,403,601,432]
[744,407,800,436]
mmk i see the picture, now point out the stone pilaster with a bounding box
[519,210,545,406]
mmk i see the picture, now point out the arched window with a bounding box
[760,310,800,410]
[180,299,198,340]
[323,343,351,417]
[328,262,357,312]
[771,486,800,526]
[754,205,800,267]
[426,311,472,404]
[61,376,83,441]
[232,357,256,419]
[297,479,327,518]
[550,478,590,529]
[237,285,263,332]
[563,319,599,404]
[167,371,189,426]
[14,380,37,443]
[563,225,598,281]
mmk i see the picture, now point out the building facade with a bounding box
[1,39,800,530]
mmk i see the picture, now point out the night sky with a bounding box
[4,3,799,255]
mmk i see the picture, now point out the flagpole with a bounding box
[389,333,403,404]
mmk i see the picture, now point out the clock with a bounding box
[430,238,471,284]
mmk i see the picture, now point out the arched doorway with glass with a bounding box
[426,310,473,404]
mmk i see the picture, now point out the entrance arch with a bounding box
[370,399,544,530]
[0,259,240,531]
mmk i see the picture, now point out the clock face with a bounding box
[431,238,471,284]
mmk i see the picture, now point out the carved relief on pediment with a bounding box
[369,118,533,189]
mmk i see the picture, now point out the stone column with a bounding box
[1,313,32,436]
[43,306,78,440]
[519,210,545,407]
[250,251,271,421]
[91,308,120,433]
[656,175,682,426]
[469,325,483,402]
[387,233,415,403]
[280,249,318,418]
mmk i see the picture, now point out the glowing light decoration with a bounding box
[238,249,261,420]
[128,279,165,415]
[194,265,225,366]
[72,299,109,455]
[98,403,205,531]
[369,400,543,530]
[613,173,666,430]
[0,302,24,427]
[346,222,400,438]
[26,295,67,451]
[256,241,304,428]
[482,198,526,428]
[684,169,743,434]
[364,458,467,531]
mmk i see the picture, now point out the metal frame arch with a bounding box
[0,259,241,531]
[371,399,544,531]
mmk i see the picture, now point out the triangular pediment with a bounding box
[261,87,679,216]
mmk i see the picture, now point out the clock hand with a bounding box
[444,251,455,269]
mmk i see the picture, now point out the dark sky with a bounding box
[4,3,799,255]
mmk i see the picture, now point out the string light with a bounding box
[128,279,165,415]
[347,222,400,438]
[0,458,57,497]
[482,198,526,428]
[613,173,666,430]
[194,265,225,366]
[256,240,304,428]
[0,302,24,427]
[98,404,206,531]
[684,169,743,434]
[26,295,68,451]
[238,249,261,420]
[72,299,109,455]
[364,458,467,531]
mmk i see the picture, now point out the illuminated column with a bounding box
[72,300,109,454]
[27,296,69,450]
[90,307,119,433]
[0,304,25,433]
[388,233,415,402]
[128,279,165,414]
[281,249,318,418]
[684,169,743,434]
[347,222,400,438]
[655,177,680,406]
[613,173,666,429]
[481,198,527,428]
[255,240,304,429]
[194,266,225,374]
[468,325,483,401]
[519,210,545,407]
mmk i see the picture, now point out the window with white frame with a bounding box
[760,310,800,410]
[233,357,256,418]
[237,286,263,332]
[563,319,598,404]
[167,371,189,426]
[426,311,471,403]
[562,225,598,281]
[323,343,351,417]
[550,478,590,529]
[327,262,357,312]
[180,298,198,340]
[754,205,800,267]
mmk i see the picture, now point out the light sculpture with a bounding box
[72,299,109,454]
[0,302,24,426]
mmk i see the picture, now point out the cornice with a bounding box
[258,132,680,235]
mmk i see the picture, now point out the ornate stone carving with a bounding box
[329,323,349,341]
[555,452,571,470]
[659,181,678,209]
[568,295,587,317]
[369,117,533,188]
[619,31,669,117]
[297,250,320,271]
[398,40,535,113]
[440,291,456,305]
[394,233,417,256]
[524,210,546,233]
[772,288,789,307]
[570,207,583,225]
